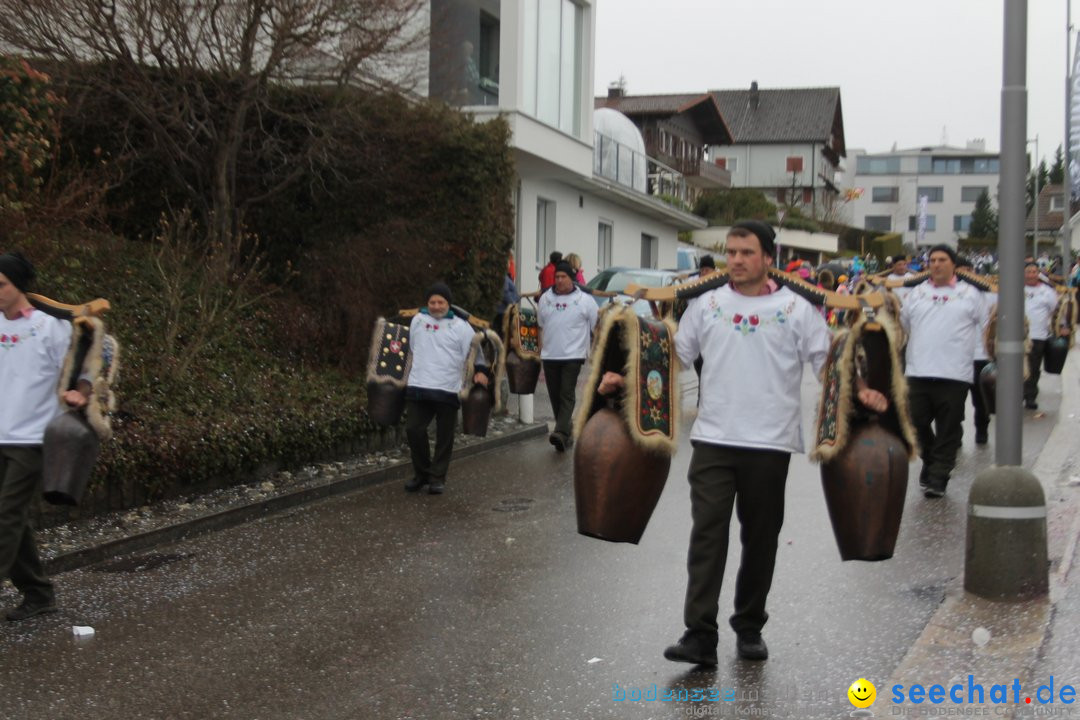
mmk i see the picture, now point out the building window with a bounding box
[786,156,804,173]
[1050,196,1065,211]
[924,157,1000,175]
[523,0,584,138]
[597,221,613,270]
[641,233,658,269]
[872,186,900,203]
[865,216,892,232]
[918,186,944,202]
[954,215,973,233]
[857,156,901,174]
[429,0,501,107]
[719,156,737,172]
[961,186,988,203]
[908,215,937,231]
[803,188,813,204]
[536,198,556,265]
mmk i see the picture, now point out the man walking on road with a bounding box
[1023,262,1064,410]
[900,245,983,498]
[538,261,597,453]
[1,252,90,621]
[599,221,886,665]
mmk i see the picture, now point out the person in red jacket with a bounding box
[538,251,562,291]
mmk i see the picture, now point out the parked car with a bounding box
[584,267,682,316]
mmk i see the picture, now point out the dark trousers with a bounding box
[542,360,583,437]
[1024,339,1047,405]
[0,446,53,604]
[405,398,458,481]
[908,378,969,486]
[970,360,991,435]
[683,443,790,639]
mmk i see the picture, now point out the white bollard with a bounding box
[518,394,534,424]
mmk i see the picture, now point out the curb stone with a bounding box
[44,421,548,575]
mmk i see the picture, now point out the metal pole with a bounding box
[1065,1,1074,267]
[1032,135,1039,258]
[996,0,1027,466]
[966,0,1048,603]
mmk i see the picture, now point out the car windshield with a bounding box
[588,270,670,293]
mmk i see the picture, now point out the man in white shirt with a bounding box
[599,221,886,664]
[1,253,90,621]
[538,262,597,452]
[403,283,489,495]
[900,245,984,498]
[1023,262,1066,410]
[885,255,914,303]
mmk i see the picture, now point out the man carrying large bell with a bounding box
[600,221,887,665]
[0,253,91,621]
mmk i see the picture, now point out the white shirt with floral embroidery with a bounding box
[900,279,982,383]
[675,285,830,454]
[406,311,476,395]
[0,310,71,445]
[538,287,598,361]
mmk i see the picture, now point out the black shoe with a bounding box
[6,599,58,622]
[1025,400,1039,410]
[736,633,768,661]
[923,477,947,499]
[428,477,445,495]
[404,475,428,492]
[663,631,718,666]
[549,432,567,453]
[975,430,989,445]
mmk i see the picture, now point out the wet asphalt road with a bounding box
[0,371,1060,720]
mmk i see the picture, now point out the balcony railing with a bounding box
[594,131,689,206]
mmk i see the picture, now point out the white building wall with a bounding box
[709,143,832,193]
[516,176,678,294]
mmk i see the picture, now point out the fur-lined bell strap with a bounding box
[503,301,541,360]
[366,317,412,387]
[573,305,679,456]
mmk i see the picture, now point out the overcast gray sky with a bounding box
[594,0,1067,170]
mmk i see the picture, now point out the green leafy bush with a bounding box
[0,57,61,209]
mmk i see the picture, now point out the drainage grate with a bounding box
[90,552,195,574]
[492,498,534,513]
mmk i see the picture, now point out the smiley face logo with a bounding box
[847,678,876,709]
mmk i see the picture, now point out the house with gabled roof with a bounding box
[595,89,734,201]
[708,82,846,218]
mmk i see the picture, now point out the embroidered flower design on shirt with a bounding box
[423,322,441,332]
[709,298,795,336]
[554,302,569,312]
[0,333,20,349]
[930,294,950,306]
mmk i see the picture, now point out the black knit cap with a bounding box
[699,254,715,269]
[554,261,574,278]
[927,244,959,265]
[0,252,35,293]
[425,282,453,305]
[729,220,776,257]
